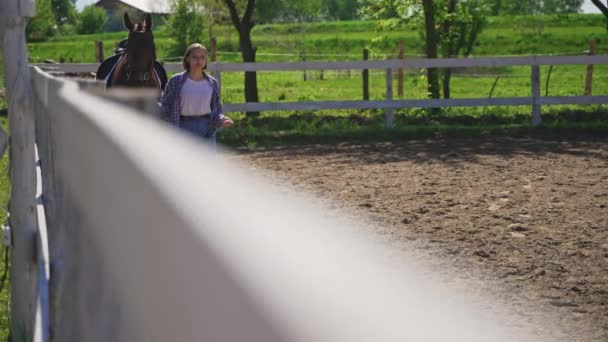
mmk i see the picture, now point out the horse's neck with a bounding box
[110,56,127,84]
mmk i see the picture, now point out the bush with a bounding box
[77,5,107,34]
[26,0,57,41]
[165,0,206,56]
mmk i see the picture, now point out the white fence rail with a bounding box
[28,65,552,341]
[34,54,608,127]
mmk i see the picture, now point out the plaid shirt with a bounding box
[159,71,224,137]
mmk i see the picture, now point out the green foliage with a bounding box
[280,0,325,22]
[27,0,58,41]
[359,0,491,98]
[24,14,608,63]
[77,5,108,34]
[489,0,584,15]
[358,0,408,19]
[254,0,331,23]
[360,0,489,57]
[57,23,77,35]
[165,0,206,55]
[438,0,490,57]
[543,0,584,14]
[51,0,78,26]
[322,0,360,20]
[255,0,284,23]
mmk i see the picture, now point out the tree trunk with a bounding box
[239,25,259,110]
[223,0,259,116]
[590,0,608,30]
[442,69,452,99]
[442,0,458,99]
[491,0,502,15]
[422,0,440,100]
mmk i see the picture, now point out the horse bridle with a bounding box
[125,63,150,81]
[121,54,152,82]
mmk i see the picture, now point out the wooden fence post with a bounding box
[397,41,404,97]
[531,65,542,126]
[584,39,597,96]
[94,40,103,63]
[0,0,39,340]
[210,37,217,63]
[362,48,369,101]
[385,68,394,128]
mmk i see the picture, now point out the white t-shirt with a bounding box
[180,77,213,116]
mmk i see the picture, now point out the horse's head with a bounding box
[115,12,158,87]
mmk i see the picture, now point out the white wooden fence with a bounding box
[20,65,551,342]
[35,54,608,127]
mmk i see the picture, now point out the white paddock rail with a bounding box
[34,54,608,127]
[28,65,548,341]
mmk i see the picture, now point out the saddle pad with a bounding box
[95,53,168,91]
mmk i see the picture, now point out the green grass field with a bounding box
[25,14,608,121]
[22,13,608,143]
[27,14,608,62]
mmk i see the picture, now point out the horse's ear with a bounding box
[124,12,134,31]
[144,13,152,32]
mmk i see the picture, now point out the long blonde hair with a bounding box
[182,43,208,71]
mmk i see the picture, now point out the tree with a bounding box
[422,0,440,100]
[492,0,583,14]
[543,0,584,13]
[439,0,488,98]
[490,0,501,15]
[166,0,206,55]
[502,0,540,15]
[51,0,77,26]
[200,0,230,42]
[254,0,282,23]
[590,0,608,30]
[360,0,488,99]
[282,0,324,21]
[358,0,403,19]
[323,0,360,20]
[77,5,107,34]
[27,0,57,41]
[222,0,259,114]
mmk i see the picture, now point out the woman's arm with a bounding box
[204,77,232,137]
[210,78,224,119]
[158,77,175,122]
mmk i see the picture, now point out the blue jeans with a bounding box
[179,116,217,151]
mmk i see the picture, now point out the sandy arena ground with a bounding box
[230,136,608,341]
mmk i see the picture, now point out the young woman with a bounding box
[159,43,233,147]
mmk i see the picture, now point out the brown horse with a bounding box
[108,13,161,89]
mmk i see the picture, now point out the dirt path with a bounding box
[230,137,608,341]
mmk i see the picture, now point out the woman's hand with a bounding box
[221,117,234,128]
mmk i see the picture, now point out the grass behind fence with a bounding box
[26,13,608,123]
[0,115,10,341]
[26,14,608,63]
[214,63,608,123]
[0,52,10,340]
